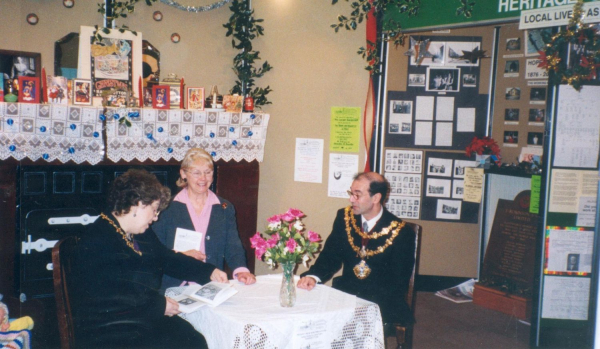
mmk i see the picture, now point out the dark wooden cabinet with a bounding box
[0,159,259,347]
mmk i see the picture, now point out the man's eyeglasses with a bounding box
[347,190,363,200]
[185,169,214,178]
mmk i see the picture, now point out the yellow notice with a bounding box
[463,167,484,203]
[330,107,360,152]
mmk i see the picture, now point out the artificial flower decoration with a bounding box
[465,136,501,158]
[539,0,600,91]
[250,208,321,269]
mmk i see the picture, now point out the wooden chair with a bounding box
[387,222,422,349]
[52,236,79,349]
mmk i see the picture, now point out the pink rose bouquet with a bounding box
[250,208,321,268]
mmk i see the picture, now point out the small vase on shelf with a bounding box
[280,261,296,307]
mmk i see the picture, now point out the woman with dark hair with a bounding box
[71,169,226,348]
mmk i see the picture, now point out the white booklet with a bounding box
[170,282,238,313]
[173,227,202,252]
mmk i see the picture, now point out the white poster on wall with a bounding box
[294,138,323,183]
[328,153,358,198]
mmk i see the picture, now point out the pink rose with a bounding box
[267,214,281,224]
[287,208,305,219]
[250,232,266,248]
[307,230,321,242]
[286,237,297,252]
[267,233,280,248]
[280,212,296,222]
[255,246,266,259]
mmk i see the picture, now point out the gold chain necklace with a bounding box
[100,213,142,256]
[347,207,399,239]
[344,206,404,279]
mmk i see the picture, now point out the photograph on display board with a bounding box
[426,178,451,198]
[530,87,546,102]
[408,39,445,66]
[452,179,465,199]
[453,160,478,178]
[408,74,425,87]
[504,60,519,75]
[504,108,519,122]
[462,74,476,87]
[528,108,545,123]
[506,37,521,51]
[427,157,453,177]
[505,87,521,100]
[527,132,543,146]
[544,227,593,275]
[384,149,423,173]
[504,131,519,145]
[386,196,421,219]
[389,100,413,134]
[426,67,460,92]
[436,199,462,220]
[385,173,422,197]
[445,42,480,66]
[525,28,552,56]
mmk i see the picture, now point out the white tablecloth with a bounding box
[166,274,385,349]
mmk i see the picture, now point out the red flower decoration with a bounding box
[465,137,501,158]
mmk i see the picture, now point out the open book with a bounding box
[170,282,238,313]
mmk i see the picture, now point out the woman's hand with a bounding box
[236,272,256,285]
[182,249,206,261]
[210,269,228,283]
[164,297,181,317]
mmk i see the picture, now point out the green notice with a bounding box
[530,175,541,214]
[330,107,360,152]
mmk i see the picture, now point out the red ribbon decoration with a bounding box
[362,1,377,172]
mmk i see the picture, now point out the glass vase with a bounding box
[279,261,296,307]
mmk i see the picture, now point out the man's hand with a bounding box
[297,276,317,291]
[210,269,228,283]
[182,249,206,261]
[236,272,256,285]
[164,297,181,317]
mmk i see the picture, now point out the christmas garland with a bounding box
[539,0,600,91]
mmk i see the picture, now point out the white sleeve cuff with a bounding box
[306,275,321,283]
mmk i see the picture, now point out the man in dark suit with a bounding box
[297,172,416,326]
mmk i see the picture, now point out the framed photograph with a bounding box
[169,85,181,109]
[504,60,519,74]
[152,85,170,109]
[426,67,460,92]
[530,87,546,101]
[525,28,552,56]
[0,50,41,85]
[506,37,521,51]
[187,87,205,110]
[73,79,92,105]
[46,76,69,105]
[446,42,480,66]
[18,76,40,103]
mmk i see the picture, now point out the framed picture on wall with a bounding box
[187,87,204,110]
[152,85,170,109]
[426,67,460,92]
[18,76,40,103]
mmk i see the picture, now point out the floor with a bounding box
[386,292,531,349]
